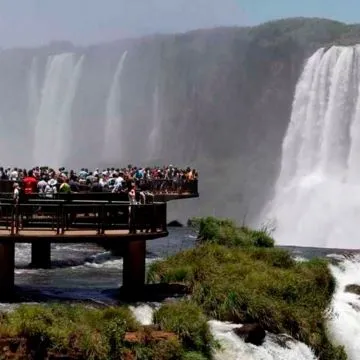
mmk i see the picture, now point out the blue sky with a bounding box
[0,0,359,48]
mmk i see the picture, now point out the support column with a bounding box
[31,242,51,269]
[122,239,146,298]
[0,241,15,301]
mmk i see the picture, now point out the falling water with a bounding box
[32,53,85,167]
[266,45,360,248]
[27,58,40,129]
[103,51,128,163]
[148,84,162,161]
[26,58,40,161]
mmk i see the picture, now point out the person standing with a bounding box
[23,170,38,195]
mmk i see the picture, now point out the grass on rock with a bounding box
[149,217,347,360]
[188,216,275,248]
[0,303,214,359]
[153,301,217,358]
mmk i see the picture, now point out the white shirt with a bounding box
[10,171,18,181]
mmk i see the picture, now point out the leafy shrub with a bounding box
[154,301,215,358]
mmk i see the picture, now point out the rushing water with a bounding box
[148,83,162,161]
[103,51,128,163]
[265,45,360,249]
[32,53,84,168]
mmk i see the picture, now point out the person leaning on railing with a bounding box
[128,184,137,233]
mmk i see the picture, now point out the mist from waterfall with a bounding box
[27,58,40,129]
[148,84,162,162]
[103,51,128,164]
[32,53,85,168]
[267,45,360,248]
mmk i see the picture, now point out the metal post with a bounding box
[122,239,146,298]
[31,242,51,269]
[0,240,15,301]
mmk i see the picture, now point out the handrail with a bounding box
[0,201,167,236]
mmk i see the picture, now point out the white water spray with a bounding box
[103,51,128,163]
[266,45,360,248]
[148,84,162,161]
[27,57,40,129]
[328,255,360,360]
[33,53,84,167]
[210,321,316,360]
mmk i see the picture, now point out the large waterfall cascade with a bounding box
[267,45,360,249]
[148,84,162,161]
[32,53,85,167]
[103,51,128,163]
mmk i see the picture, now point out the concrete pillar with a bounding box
[122,239,146,298]
[0,241,15,301]
[31,242,51,269]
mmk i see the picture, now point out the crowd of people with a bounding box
[0,165,198,198]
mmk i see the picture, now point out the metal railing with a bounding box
[0,200,167,236]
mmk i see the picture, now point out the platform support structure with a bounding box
[0,241,15,301]
[31,242,51,269]
[122,239,146,298]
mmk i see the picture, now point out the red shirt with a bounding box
[23,176,37,194]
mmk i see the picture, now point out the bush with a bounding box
[148,244,345,360]
[154,301,215,358]
[0,304,140,359]
[188,216,274,248]
[183,351,208,360]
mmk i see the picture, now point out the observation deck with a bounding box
[0,179,199,301]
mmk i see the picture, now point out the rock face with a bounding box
[1,18,360,224]
[345,284,360,295]
[167,220,183,227]
[234,323,266,346]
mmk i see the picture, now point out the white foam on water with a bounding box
[328,255,360,360]
[82,256,162,270]
[129,304,157,326]
[294,256,308,262]
[210,320,317,360]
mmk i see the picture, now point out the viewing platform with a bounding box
[0,198,170,301]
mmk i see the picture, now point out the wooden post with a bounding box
[31,242,51,269]
[122,239,146,298]
[0,240,15,301]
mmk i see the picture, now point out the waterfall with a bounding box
[27,57,40,129]
[32,53,84,168]
[103,51,128,164]
[148,84,162,162]
[266,45,360,248]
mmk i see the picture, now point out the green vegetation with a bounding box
[0,303,214,360]
[153,301,216,359]
[188,216,274,248]
[149,217,346,360]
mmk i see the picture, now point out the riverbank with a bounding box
[148,217,347,360]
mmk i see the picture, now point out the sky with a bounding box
[0,0,359,48]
